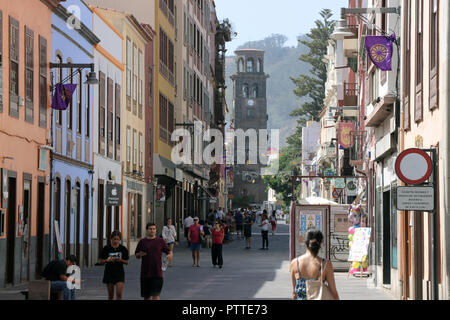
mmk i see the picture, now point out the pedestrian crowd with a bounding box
[40,206,285,300]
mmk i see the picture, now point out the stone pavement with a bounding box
[0,219,393,300]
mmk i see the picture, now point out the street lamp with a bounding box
[49,63,99,90]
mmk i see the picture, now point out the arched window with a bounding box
[258,59,263,72]
[246,58,254,72]
[242,84,249,98]
[238,58,244,72]
[251,85,258,98]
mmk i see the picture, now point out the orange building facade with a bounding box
[0,0,60,286]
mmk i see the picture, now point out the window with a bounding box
[403,0,411,130]
[257,59,262,72]
[168,101,174,143]
[0,11,3,113]
[415,0,423,122]
[148,66,153,107]
[67,63,73,130]
[159,93,167,142]
[242,84,249,98]
[133,45,137,103]
[98,71,105,154]
[138,50,143,118]
[246,58,254,72]
[107,77,113,158]
[55,54,63,125]
[139,133,143,169]
[126,38,131,99]
[126,126,131,163]
[9,16,19,118]
[39,36,47,128]
[133,130,137,167]
[429,0,439,110]
[77,72,82,134]
[25,27,34,123]
[85,72,90,137]
[251,85,258,99]
[115,84,121,161]
[148,127,152,168]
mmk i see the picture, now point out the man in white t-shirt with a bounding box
[184,215,194,246]
[256,210,263,224]
[216,208,224,222]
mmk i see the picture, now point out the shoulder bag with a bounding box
[306,259,335,300]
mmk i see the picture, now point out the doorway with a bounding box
[22,179,31,282]
[106,206,112,245]
[383,190,391,285]
[97,182,104,258]
[54,178,61,259]
[6,177,17,285]
[36,182,45,278]
[75,182,81,263]
[114,206,120,233]
[83,184,89,268]
[65,180,71,257]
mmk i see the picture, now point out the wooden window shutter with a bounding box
[25,26,34,124]
[107,77,113,158]
[98,71,105,154]
[39,36,47,128]
[0,10,3,113]
[168,101,174,145]
[9,16,19,118]
[115,83,121,161]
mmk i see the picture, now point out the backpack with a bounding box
[41,260,58,279]
[204,225,211,236]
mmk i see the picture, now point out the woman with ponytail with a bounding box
[289,228,339,300]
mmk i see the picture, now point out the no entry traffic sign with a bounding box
[395,148,432,185]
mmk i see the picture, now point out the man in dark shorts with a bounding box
[234,209,243,240]
[243,212,253,249]
[136,223,173,300]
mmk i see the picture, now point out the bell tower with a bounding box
[230,49,269,206]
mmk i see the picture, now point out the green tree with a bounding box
[290,9,335,124]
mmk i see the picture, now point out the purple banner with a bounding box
[51,84,77,110]
[364,34,396,71]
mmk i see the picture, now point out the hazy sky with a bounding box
[215,0,347,54]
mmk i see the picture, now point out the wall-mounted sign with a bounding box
[395,148,432,185]
[105,184,123,206]
[333,178,346,189]
[338,121,355,149]
[346,178,358,196]
[396,186,434,211]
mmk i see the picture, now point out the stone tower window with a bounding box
[242,84,249,98]
[238,58,244,72]
[251,85,258,98]
[257,59,263,72]
[246,58,254,72]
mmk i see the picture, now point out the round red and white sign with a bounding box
[395,148,432,185]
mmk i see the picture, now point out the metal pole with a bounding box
[431,149,438,300]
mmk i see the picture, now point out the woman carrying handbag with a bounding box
[290,227,339,300]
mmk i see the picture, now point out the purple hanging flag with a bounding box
[364,34,396,71]
[51,83,77,110]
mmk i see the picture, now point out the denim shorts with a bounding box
[190,242,202,251]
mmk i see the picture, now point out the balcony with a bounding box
[350,131,366,167]
[343,82,358,107]
[365,94,396,127]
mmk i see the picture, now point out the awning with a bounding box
[198,185,216,200]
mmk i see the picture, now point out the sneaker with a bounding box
[219,266,222,269]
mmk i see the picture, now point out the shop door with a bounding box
[75,183,81,263]
[383,191,391,285]
[97,182,104,258]
[35,182,45,278]
[106,206,112,245]
[83,184,89,267]
[6,177,17,284]
[21,180,31,282]
[65,180,71,257]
